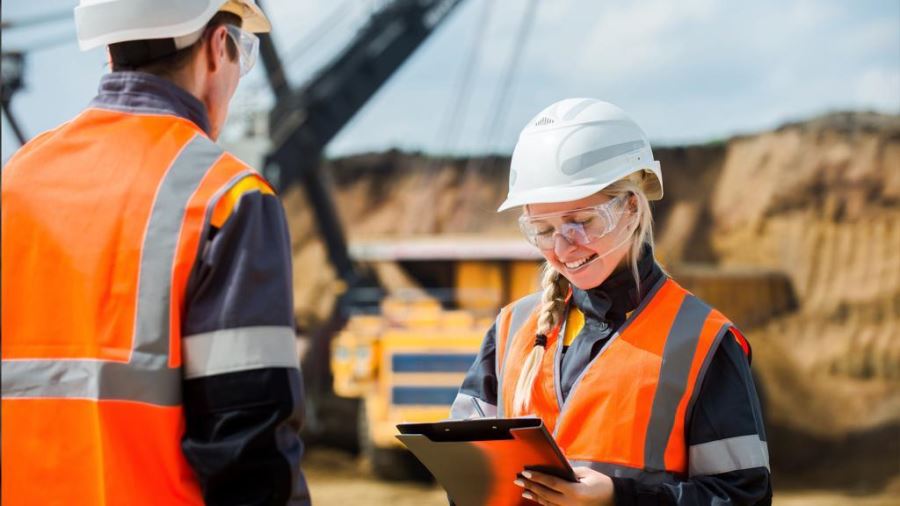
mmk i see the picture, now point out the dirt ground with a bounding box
[304,449,445,505]
[303,449,900,506]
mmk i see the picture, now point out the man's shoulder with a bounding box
[207,157,278,229]
[4,111,89,168]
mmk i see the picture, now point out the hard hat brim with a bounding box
[233,0,271,33]
[497,182,615,212]
[75,0,272,50]
[497,164,664,212]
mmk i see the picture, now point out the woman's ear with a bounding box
[626,193,638,213]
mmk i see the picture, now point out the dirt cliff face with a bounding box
[707,114,900,424]
[285,112,900,490]
[703,114,900,491]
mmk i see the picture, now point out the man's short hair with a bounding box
[109,11,241,75]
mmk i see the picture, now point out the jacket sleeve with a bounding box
[611,331,772,506]
[449,322,500,419]
[180,181,311,506]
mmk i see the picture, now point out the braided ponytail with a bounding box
[511,264,569,416]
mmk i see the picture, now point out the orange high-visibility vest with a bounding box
[2,107,269,504]
[494,278,752,483]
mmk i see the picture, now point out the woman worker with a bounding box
[450,99,772,505]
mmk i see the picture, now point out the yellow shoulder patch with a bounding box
[209,174,275,228]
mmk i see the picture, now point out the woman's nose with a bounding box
[553,232,578,257]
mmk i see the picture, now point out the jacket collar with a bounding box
[570,243,663,326]
[89,71,211,136]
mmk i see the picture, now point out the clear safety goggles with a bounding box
[518,195,632,250]
[224,24,259,77]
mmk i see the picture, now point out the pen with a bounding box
[471,397,486,417]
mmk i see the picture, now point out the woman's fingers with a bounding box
[515,471,568,505]
[520,470,568,494]
[521,489,561,506]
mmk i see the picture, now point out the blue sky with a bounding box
[2,0,898,163]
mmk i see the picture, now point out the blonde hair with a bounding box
[511,172,656,416]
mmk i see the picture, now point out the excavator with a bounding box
[254,0,797,480]
[255,0,521,478]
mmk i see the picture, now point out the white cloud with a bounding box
[855,67,900,112]
[574,0,718,80]
[3,0,899,161]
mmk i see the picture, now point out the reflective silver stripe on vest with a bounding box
[1,359,182,406]
[552,276,668,438]
[134,134,223,360]
[2,134,223,406]
[496,292,542,417]
[569,460,678,486]
[182,326,299,379]
[491,311,504,382]
[643,295,712,471]
[689,435,770,476]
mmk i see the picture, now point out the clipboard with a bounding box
[396,418,576,506]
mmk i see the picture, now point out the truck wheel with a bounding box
[358,401,432,481]
[299,388,362,453]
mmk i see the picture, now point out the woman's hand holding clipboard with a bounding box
[396,418,576,506]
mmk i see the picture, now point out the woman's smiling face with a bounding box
[524,192,635,290]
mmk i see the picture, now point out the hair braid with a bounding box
[511,265,569,416]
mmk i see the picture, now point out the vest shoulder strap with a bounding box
[496,292,542,371]
[495,292,542,417]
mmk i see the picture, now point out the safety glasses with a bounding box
[224,24,259,77]
[518,195,631,250]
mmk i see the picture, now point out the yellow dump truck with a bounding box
[332,238,543,478]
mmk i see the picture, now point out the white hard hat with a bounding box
[75,0,271,51]
[498,98,663,212]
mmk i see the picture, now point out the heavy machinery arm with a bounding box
[260,0,463,289]
[256,0,465,431]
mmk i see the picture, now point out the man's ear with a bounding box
[205,25,228,73]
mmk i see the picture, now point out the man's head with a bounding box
[75,0,270,140]
[108,11,245,139]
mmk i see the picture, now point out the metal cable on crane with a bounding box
[236,0,365,115]
[475,0,539,161]
[280,0,359,70]
[230,0,364,141]
[412,0,494,233]
[453,0,539,231]
[431,0,495,161]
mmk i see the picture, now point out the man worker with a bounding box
[1,1,310,504]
